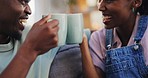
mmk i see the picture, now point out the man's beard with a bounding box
[0,21,22,40]
[8,31,22,40]
[0,28,22,40]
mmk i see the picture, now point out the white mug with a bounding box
[43,13,84,46]
[52,14,67,46]
[43,14,67,46]
[66,13,84,44]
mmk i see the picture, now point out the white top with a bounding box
[0,26,58,78]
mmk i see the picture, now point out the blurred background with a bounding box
[28,0,104,31]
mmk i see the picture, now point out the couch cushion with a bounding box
[49,44,83,78]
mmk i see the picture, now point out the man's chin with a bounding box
[9,31,22,40]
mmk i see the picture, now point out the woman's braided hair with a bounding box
[137,0,148,15]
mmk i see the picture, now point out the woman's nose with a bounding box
[97,1,106,12]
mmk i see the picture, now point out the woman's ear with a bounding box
[133,0,142,8]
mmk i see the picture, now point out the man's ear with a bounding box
[132,0,142,8]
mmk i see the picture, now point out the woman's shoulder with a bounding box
[89,28,106,46]
[91,28,106,39]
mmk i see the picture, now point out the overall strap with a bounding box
[105,29,113,50]
[134,15,148,43]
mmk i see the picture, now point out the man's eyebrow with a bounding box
[24,0,31,3]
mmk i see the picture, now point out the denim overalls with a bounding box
[105,16,148,78]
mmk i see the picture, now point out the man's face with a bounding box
[0,0,31,40]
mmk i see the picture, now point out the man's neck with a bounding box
[0,35,10,44]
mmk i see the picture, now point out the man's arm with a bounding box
[0,15,59,78]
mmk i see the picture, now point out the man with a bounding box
[0,0,59,78]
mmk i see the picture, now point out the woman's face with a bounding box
[97,0,134,29]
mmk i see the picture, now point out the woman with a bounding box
[80,0,148,78]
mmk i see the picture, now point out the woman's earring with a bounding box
[132,8,135,13]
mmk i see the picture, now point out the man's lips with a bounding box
[19,19,27,25]
[18,19,28,31]
[19,16,28,24]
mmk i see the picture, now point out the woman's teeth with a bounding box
[103,16,111,22]
[103,16,111,19]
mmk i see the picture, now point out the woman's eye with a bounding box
[98,0,101,2]
[21,1,26,5]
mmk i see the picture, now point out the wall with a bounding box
[34,0,69,22]
[27,0,69,25]
[28,0,104,30]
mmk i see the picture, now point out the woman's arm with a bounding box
[80,35,105,78]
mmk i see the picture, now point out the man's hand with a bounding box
[22,14,59,56]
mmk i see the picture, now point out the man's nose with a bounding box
[25,4,32,15]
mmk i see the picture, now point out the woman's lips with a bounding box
[103,16,112,24]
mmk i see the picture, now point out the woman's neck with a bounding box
[116,14,137,46]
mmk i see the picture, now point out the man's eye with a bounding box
[19,0,29,5]
[105,0,113,3]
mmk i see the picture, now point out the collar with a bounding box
[0,38,14,52]
[113,15,140,47]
